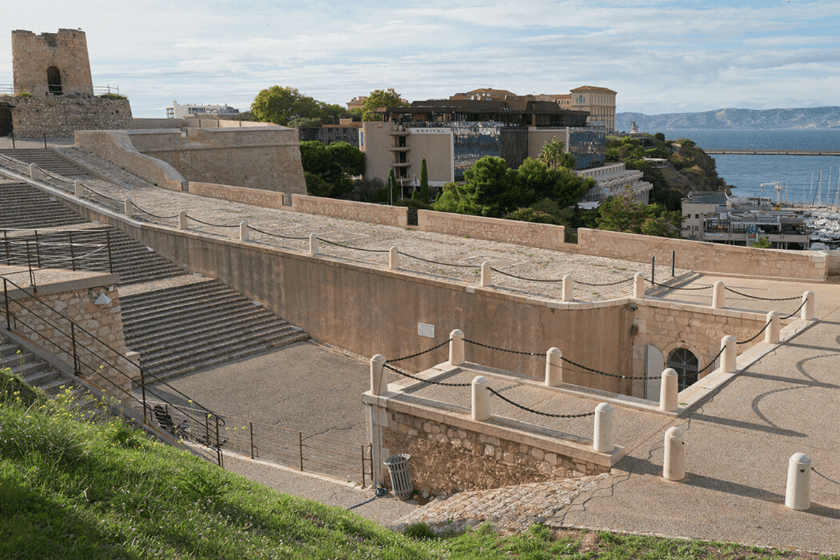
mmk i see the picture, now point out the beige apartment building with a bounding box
[570,86,617,132]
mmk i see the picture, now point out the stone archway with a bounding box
[47,66,62,95]
[666,347,699,391]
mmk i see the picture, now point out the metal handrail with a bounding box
[0,84,121,96]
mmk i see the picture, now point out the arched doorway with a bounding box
[47,66,62,95]
[667,348,698,391]
[644,345,664,401]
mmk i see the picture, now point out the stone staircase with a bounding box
[0,332,72,395]
[0,179,309,384]
[0,149,89,176]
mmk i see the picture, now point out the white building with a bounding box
[166,100,239,119]
[577,163,653,205]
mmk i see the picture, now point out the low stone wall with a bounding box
[292,194,408,227]
[132,118,186,129]
[418,209,565,250]
[188,182,287,209]
[75,130,186,191]
[5,96,133,138]
[380,408,608,495]
[825,250,840,275]
[5,279,130,396]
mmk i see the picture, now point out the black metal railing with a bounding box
[2,229,114,286]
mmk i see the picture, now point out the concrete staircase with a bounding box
[0,179,309,384]
[0,149,89,176]
[0,333,72,395]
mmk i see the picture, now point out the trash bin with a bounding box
[383,453,413,499]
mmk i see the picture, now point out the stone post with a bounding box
[722,335,737,373]
[593,403,614,453]
[240,221,250,242]
[785,453,811,511]
[765,311,780,344]
[544,347,563,387]
[309,233,319,256]
[802,291,815,321]
[449,329,465,366]
[472,376,490,421]
[663,426,685,481]
[370,354,387,396]
[124,198,135,216]
[389,246,399,270]
[481,262,492,288]
[178,211,188,230]
[74,180,84,197]
[562,275,573,302]
[712,281,725,310]
[29,163,43,180]
[633,272,645,299]
[660,368,679,412]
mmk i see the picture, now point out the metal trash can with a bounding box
[383,453,413,499]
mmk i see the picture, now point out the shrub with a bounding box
[18,91,32,98]
[99,93,127,100]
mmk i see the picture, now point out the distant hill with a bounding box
[616,107,840,131]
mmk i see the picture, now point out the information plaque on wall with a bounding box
[417,322,435,338]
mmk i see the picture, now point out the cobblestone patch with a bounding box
[391,473,611,535]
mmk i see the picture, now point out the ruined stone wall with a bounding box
[12,29,93,96]
[381,409,607,495]
[6,96,133,138]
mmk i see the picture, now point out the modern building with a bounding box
[298,118,361,146]
[166,101,239,119]
[360,99,604,187]
[578,163,653,205]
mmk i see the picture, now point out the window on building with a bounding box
[667,348,699,390]
[47,66,62,95]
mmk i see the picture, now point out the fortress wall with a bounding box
[12,29,92,96]
[291,194,408,227]
[418,209,566,250]
[7,96,133,138]
[188,182,287,210]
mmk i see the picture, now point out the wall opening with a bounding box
[667,347,698,391]
[47,66,63,95]
[0,103,13,137]
[644,344,664,401]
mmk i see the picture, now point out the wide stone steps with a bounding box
[0,334,71,395]
[118,281,226,312]
[0,183,87,229]
[0,149,89,176]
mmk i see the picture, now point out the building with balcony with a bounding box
[166,101,239,119]
[578,163,653,205]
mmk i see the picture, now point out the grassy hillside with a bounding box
[1,366,834,559]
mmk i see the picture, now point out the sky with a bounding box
[3,1,839,118]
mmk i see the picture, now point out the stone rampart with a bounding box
[12,28,92,96]
[5,96,133,138]
[188,182,287,209]
[291,194,408,227]
[417,209,566,250]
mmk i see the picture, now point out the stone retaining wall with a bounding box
[5,96,133,138]
[417,209,566,250]
[291,194,408,227]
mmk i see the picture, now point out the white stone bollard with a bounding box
[472,376,490,421]
[633,272,645,299]
[663,426,685,481]
[562,275,573,302]
[544,347,563,387]
[802,291,815,321]
[449,329,465,366]
[178,211,188,230]
[389,246,399,270]
[765,311,780,344]
[309,233,319,256]
[29,163,42,180]
[712,281,725,310]
[593,403,615,453]
[785,453,811,511]
[659,368,679,412]
[722,335,737,373]
[240,221,250,242]
[124,198,135,216]
[370,354,387,396]
[74,180,84,198]
[481,262,492,287]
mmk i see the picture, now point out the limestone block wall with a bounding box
[7,284,130,396]
[292,194,408,227]
[418,209,566,250]
[7,97,133,138]
[12,29,92,96]
[188,182,287,210]
[380,409,607,495]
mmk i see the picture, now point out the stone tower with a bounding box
[12,29,93,96]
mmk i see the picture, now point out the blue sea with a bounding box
[660,129,840,205]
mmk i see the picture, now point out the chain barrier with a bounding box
[397,250,478,269]
[40,168,76,185]
[489,267,564,283]
[648,278,713,291]
[724,287,800,301]
[576,277,634,287]
[463,338,541,357]
[131,203,179,220]
[781,299,807,320]
[184,214,240,228]
[247,224,309,241]
[487,387,595,418]
[382,363,472,387]
[80,184,123,203]
[697,346,725,376]
[317,236,390,253]
[388,339,452,364]
[737,320,771,345]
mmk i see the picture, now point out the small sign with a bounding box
[418,323,435,338]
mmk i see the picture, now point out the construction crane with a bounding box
[761,182,783,205]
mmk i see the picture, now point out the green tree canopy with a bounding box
[362,88,408,121]
[251,86,348,127]
[539,137,576,170]
[596,189,681,237]
[299,140,365,199]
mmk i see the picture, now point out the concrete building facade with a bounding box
[166,101,239,119]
